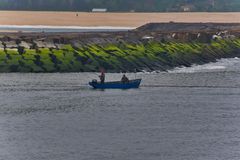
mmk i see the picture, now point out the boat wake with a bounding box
[141,84,240,89]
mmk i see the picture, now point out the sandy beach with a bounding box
[0,11,239,27]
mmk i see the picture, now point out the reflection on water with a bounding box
[0,58,240,160]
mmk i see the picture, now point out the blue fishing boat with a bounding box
[89,79,142,89]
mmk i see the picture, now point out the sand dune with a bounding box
[0,11,239,27]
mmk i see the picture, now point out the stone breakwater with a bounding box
[0,23,240,72]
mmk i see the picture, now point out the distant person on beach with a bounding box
[121,74,129,83]
[99,71,105,83]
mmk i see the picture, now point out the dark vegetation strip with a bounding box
[1,0,240,12]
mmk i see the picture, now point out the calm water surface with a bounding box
[0,25,133,32]
[1,58,240,160]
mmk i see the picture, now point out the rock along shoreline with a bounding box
[0,23,240,73]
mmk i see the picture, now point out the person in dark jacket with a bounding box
[121,74,129,83]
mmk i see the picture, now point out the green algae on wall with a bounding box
[0,39,239,72]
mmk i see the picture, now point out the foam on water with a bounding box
[169,57,240,73]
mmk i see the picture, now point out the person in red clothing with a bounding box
[99,70,105,83]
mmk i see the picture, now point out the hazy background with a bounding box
[0,0,239,12]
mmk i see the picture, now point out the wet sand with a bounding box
[0,11,240,27]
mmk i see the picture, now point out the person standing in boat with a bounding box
[99,70,105,83]
[121,74,129,83]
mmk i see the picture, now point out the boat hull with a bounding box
[89,79,142,89]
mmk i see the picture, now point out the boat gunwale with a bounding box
[91,79,142,85]
[89,79,142,89]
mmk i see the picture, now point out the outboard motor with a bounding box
[92,79,98,83]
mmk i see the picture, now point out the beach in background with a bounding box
[0,11,240,27]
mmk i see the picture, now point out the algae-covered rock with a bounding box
[0,38,239,72]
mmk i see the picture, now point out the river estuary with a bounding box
[0,58,240,160]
